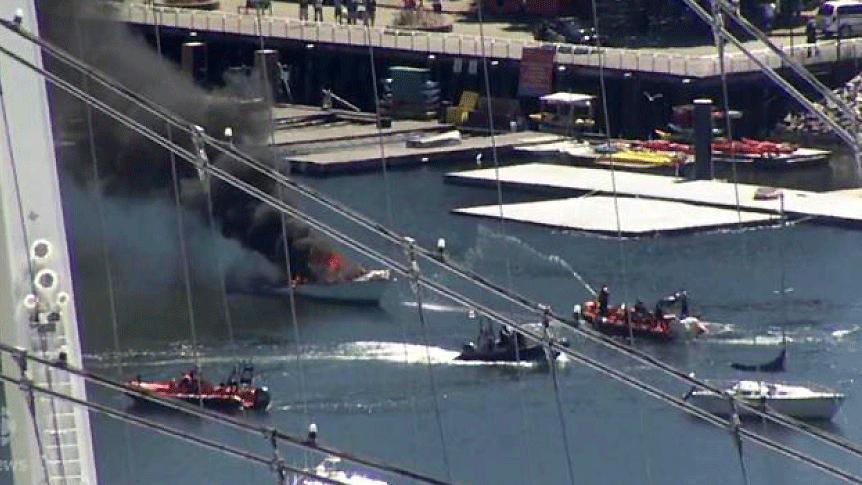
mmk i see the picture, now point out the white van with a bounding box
[816,0,862,38]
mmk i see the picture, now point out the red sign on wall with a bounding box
[518,47,555,97]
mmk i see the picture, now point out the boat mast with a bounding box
[778,192,788,350]
[0,3,99,484]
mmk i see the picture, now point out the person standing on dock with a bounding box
[334,0,343,23]
[366,0,376,25]
[313,0,324,22]
[299,0,309,21]
[346,0,357,24]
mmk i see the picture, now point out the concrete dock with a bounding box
[281,131,565,175]
[454,196,775,236]
[446,163,862,229]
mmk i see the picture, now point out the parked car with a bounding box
[816,0,862,38]
[532,18,610,47]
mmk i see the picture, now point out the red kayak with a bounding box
[126,367,270,412]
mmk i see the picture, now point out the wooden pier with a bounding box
[280,130,564,175]
[115,2,862,79]
[446,163,862,230]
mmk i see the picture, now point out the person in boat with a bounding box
[633,300,647,319]
[178,368,199,394]
[597,285,609,316]
[479,319,494,351]
[654,299,665,319]
[239,364,254,387]
[498,326,512,348]
[225,366,239,389]
[678,291,689,318]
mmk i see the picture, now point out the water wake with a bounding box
[400,301,467,313]
[85,341,551,370]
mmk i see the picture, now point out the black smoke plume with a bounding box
[37,0,357,287]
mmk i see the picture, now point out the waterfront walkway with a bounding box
[114,1,862,78]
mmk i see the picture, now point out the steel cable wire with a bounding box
[3,335,862,485]
[5,36,862,470]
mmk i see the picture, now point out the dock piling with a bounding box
[693,98,713,180]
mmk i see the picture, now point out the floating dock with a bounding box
[514,141,830,170]
[454,196,775,236]
[281,131,566,175]
[446,163,862,230]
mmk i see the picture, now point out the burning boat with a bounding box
[263,249,394,305]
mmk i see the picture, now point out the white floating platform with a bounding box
[455,196,776,236]
[445,163,862,227]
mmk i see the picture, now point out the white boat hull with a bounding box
[292,278,392,305]
[688,381,844,420]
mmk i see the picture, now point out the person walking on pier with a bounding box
[334,0,344,23]
[313,0,324,22]
[365,0,376,25]
[299,0,309,21]
[346,0,356,24]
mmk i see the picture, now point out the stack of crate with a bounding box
[383,67,441,120]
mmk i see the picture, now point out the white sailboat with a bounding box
[687,193,844,421]
[686,380,845,421]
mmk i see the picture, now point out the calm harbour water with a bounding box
[72,149,862,485]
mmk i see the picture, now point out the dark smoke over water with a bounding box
[35,0,355,346]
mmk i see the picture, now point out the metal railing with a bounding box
[115,2,862,78]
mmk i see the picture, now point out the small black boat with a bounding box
[456,340,554,362]
[455,312,562,363]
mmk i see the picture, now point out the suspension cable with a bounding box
[472,0,534,480]
[0,368,348,485]
[6,38,862,465]
[4,333,862,485]
[74,17,138,484]
[0,342,464,485]
[362,24,422,468]
[405,238,452,480]
[253,9,311,432]
[709,2,743,227]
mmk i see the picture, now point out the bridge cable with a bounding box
[472,0,537,480]
[3,330,862,485]
[585,1,652,481]
[7,38,862,467]
[363,17,423,467]
[74,17,138,484]
[251,14,312,477]
[405,238,452,480]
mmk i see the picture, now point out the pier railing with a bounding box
[118,2,862,78]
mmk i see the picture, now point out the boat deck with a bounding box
[446,163,862,232]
